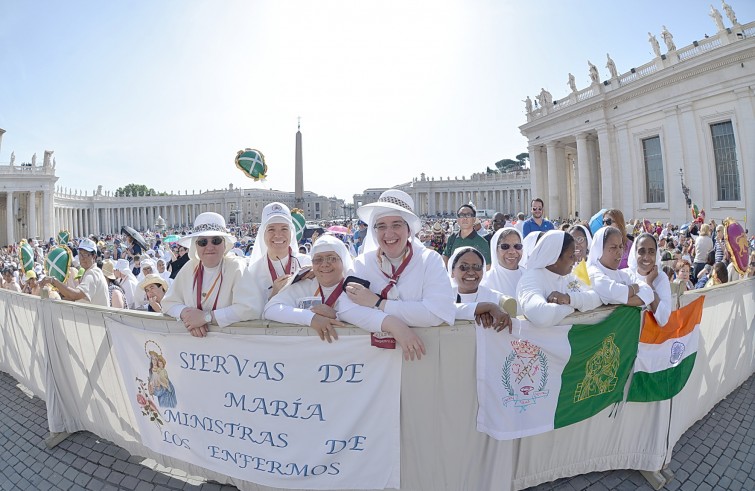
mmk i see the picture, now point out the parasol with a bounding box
[589,208,608,236]
[327,225,351,235]
[163,234,181,245]
[121,225,148,250]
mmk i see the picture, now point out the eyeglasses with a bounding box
[499,243,524,251]
[574,236,586,244]
[312,255,341,266]
[457,263,484,272]
[603,218,613,226]
[196,237,224,247]
[457,213,474,218]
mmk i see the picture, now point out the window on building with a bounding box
[711,121,740,201]
[642,136,665,203]
[315,202,320,212]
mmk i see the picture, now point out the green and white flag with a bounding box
[476,306,641,440]
[627,296,703,402]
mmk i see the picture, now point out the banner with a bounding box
[628,297,704,402]
[108,320,401,490]
[476,306,641,440]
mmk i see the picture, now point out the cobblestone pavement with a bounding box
[1,370,753,491]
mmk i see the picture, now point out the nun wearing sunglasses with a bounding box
[481,228,524,312]
[447,247,512,332]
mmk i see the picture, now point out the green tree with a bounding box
[491,152,529,173]
[515,152,530,168]
[115,184,157,197]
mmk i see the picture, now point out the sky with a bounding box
[1,1,753,202]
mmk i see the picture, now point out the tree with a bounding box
[515,152,530,168]
[115,184,157,197]
[491,152,530,173]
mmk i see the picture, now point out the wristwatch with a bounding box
[204,311,212,324]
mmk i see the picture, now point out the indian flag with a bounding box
[627,297,704,402]
[476,306,641,440]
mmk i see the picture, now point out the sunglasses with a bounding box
[457,213,474,218]
[457,263,484,272]
[499,243,524,251]
[603,218,613,226]
[196,237,224,247]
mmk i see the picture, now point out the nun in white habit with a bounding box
[340,189,456,333]
[447,246,512,331]
[516,230,603,328]
[481,227,524,313]
[247,202,312,316]
[587,226,654,307]
[624,232,672,326]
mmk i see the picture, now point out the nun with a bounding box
[481,227,524,307]
[247,202,313,315]
[587,227,654,307]
[624,232,672,326]
[516,230,603,328]
[340,189,458,341]
[162,212,259,337]
[447,246,512,332]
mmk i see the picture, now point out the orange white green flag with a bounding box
[627,296,704,402]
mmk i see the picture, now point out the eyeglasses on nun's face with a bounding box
[499,243,524,251]
[312,255,341,266]
[196,236,224,247]
[457,263,484,272]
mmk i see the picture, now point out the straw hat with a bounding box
[178,212,235,261]
[138,273,168,292]
[101,259,117,280]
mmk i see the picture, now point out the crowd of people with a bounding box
[2,190,754,361]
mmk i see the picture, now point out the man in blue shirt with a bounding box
[522,198,555,238]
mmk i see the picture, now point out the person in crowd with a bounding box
[662,265,676,282]
[714,224,727,264]
[247,202,313,316]
[114,259,139,309]
[481,228,523,304]
[102,259,126,309]
[429,222,447,255]
[447,246,512,331]
[747,252,755,278]
[341,189,457,338]
[22,270,41,296]
[156,258,172,284]
[522,198,555,238]
[624,233,672,326]
[707,261,729,287]
[692,223,714,283]
[672,259,695,293]
[131,254,142,277]
[352,220,368,254]
[169,244,190,279]
[442,204,491,267]
[1,266,21,292]
[162,212,259,337]
[40,238,109,306]
[487,212,507,244]
[516,230,602,328]
[695,264,712,289]
[602,209,633,269]
[139,273,169,313]
[587,227,654,307]
[265,234,426,359]
[568,224,592,286]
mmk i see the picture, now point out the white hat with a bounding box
[178,212,235,261]
[249,202,297,264]
[115,258,131,273]
[140,258,156,271]
[356,189,422,254]
[138,273,168,292]
[77,238,97,253]
[310,234,354,274]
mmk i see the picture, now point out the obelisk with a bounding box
[294,118,303,208]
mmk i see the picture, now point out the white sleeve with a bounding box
[652,274,673,327]
[564,275,604,312]
[589,266,629,304]
[516,271,574,328]
[262,282,316,326]
[336,294,388,333]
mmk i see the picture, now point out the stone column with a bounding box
[545,143,562,220]
[28,191,37,239]
[615,123,634,215]
[662,107,687,224]
[43,190,52,240]
[5,191,14,246]
[734,88,755,224]
[677,103,703,212]
[596,126,617,211]
[575,133,593,219]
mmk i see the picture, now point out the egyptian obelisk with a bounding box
[294,118,304,208]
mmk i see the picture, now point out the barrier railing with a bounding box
[0,277,753,491]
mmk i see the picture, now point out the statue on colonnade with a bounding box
[43,150,53,168]
[567,73,577,93]
[648,32,662,57]
[606,53,618,79]
[31,153,37,166]
[537,88,552,108]
[661,26,676,51]
[588,61,599,84]
[9,151,14,166]
[523,96,533,113]
[721,1,740,26]
[709,5,725,31]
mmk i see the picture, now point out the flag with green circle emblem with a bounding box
[235,148,267,181]
[45,245,73,283]
[19,240,34,273]
[291,208,306,243]
[57,230,70,245]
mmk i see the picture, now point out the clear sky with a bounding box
[1,1,752,202]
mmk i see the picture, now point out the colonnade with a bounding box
[2,189,54,246]
[410,188,530,217]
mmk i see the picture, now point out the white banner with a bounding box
[107,320,401,490]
